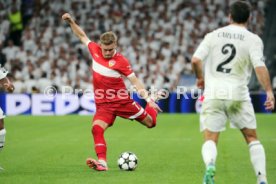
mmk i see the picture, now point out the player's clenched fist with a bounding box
[0,77,14,93]
[4,83,14,93]
[62,13,73,23]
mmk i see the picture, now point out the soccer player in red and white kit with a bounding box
[62,13,162,171]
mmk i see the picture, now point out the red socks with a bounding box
[92,125,107,161]
[91,104,157,161]
[145,104,158,128]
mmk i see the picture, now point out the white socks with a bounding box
[202,140,217,168]
[202,139,267,183]
[0,129,6,150]
[249,140,267,182]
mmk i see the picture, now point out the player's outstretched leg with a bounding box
[143,92,164,128]
[144,103,158,128]
[86,158,108,171]
[87,120,109,171]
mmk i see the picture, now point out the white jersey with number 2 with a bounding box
[193,24,265,101]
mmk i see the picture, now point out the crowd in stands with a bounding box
[0,0,267,93]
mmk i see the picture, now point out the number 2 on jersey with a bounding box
[216,43,236,73]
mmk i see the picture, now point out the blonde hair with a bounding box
[100,31,117,45]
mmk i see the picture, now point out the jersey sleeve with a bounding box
[116,57,134,77]
[87,41,101,59]
[249,35,266,68]
[193,32,212,61]
[0,67,8,80]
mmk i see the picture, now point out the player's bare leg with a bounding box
[241,128,267,184]
[139,115,156,128]
[203,130,220,144]
[241,128,258,144]
[202,129,220,184]
[87,120,109,171]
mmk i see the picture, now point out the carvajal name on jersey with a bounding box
[218,32,245,41]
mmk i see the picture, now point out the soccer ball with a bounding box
[117,152,138,171]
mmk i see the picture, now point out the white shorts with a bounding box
[0,107,5,119]
[200,99,256,132]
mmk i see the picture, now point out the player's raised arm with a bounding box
[62,13,91,45]
[255,66,275,110]
[0,77,14,93]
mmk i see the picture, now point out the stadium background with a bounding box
[0,0,276,115]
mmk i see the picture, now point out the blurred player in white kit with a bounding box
[0,66,14,170]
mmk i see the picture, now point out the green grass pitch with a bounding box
[0,114,275,184]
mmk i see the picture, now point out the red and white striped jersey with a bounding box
[87,42,134,104]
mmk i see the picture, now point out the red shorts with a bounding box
[93,100,148,126]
